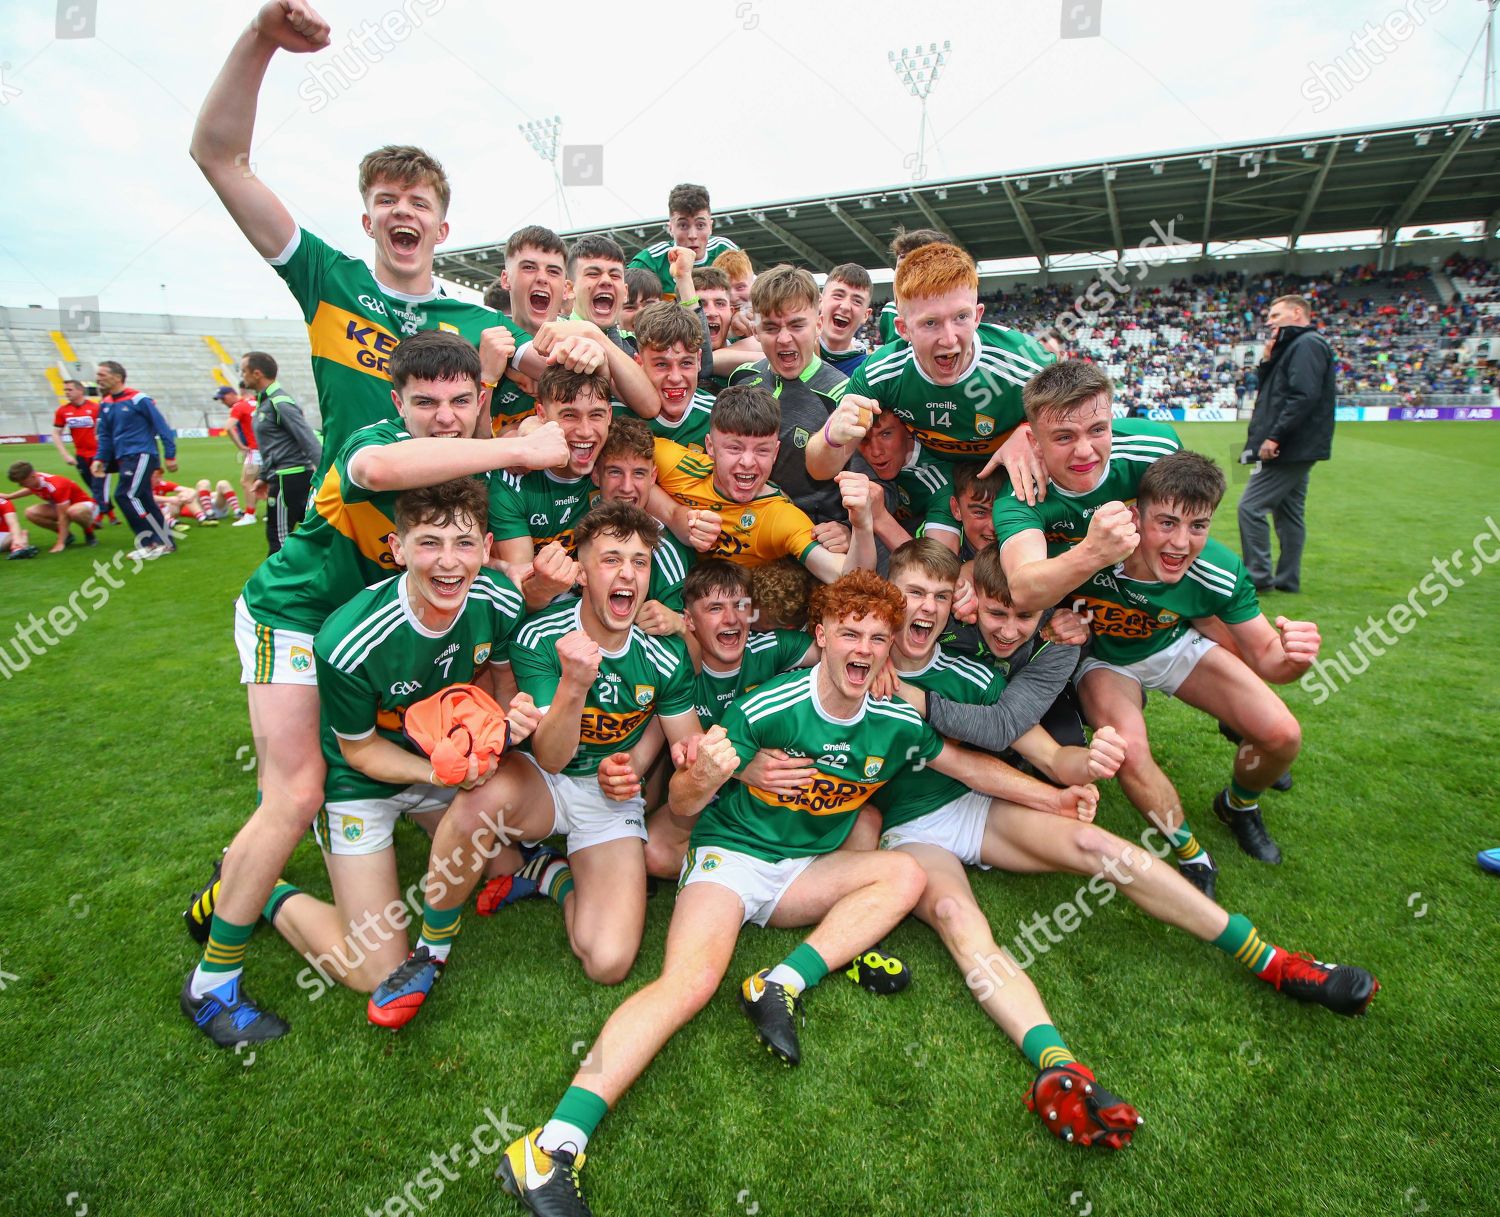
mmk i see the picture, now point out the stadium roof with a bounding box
[435,112,1500,291]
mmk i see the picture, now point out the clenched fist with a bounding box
[598,752,642,802]
[1275,615,1320,667]
[510,420,569,471]
[556,628,601,686]
[478,325,519,387]
[823,395,878,448]
[1083,501,1138,566]
[505,692,542,745]
[691,725,739,784]
[253,0,331,53]
[1086,725,1127,780]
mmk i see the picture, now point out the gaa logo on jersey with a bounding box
[633,684,655,707]
[1157,611,1180,626]
[863,755,884,779]
[473,643,492,665]
[792,426,810,449]
[975,415,995,437]
[701,852,722,872]
[290,646,313,673]
[342,816,364,843]
[738,511,756,530]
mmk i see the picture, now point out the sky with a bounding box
[1,0,1494,320]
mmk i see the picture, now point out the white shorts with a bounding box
[235,595,317,685]
[1075,628,1216,697]
[678,845,814,927]
[243,450,263,471]
[879,788,992,868]
[314,783,455,856]
[519,752,649,854]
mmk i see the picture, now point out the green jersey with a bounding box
[489,372,539,433]
[850,324,1054,461]
[873,648,1006,827]
[615,389,716,452]
[511,598,697,777]
[269,226,528,476]
[877,300,899,346]
[992,419,1181,556]
[1074,538,1261,665]
[489,469,593,552]
[693,665,943,863]
[646,520,695,612]
[315,570,524,803]
[628,235,740,298]
[886,441,958,539]
[692,629,813,729]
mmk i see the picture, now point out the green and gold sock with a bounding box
[1227,781,1261,811]
[262,880,301,925]
[190,915,256,997]
[1168,820,1208,863]
[765,942,829,995]
[1021,1023,1077,1071]
[1212,912,1277,974]
[417,902,463,963]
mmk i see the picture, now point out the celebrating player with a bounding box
[628,182,740,299]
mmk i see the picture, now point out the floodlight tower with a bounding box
[518,115,572,227]
[888,40,952,179]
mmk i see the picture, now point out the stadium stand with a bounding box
[0,305,318,438]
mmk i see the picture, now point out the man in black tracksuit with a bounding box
[1239,294,1336,594]
[240,351,321,555]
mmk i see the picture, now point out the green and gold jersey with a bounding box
[628,235,740,298]
[849,324,1054,461]
[315,570,524,803]
[488,469,594,552]
[268,226,528,476]
[693,665,943,863]
[489,370,539,434]
[511,598,697,777]
[991,419,1181,556]
[692,629,813,729]
[1073,538,1261,665]
[647,521,694,611]
[241,420,410,632]
[614,389,716,452]
[873,648,1006,827]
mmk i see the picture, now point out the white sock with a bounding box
[189,964,240,999]
[764,962,807,994]
[537,1119,589,1157]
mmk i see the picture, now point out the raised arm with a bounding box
[347,422,568,491]
[1221,613,1320,685]
[804,395,877,481]
[189,1,331,258]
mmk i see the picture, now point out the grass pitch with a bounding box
[0,423,1496,1217]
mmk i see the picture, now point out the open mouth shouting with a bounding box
[829,308,853,335]
[728,468,760,500]
[568,440,598,471]
[586,287,616,323]
[772,346,803,375]
[1157,550,1188,577]
[429,572,466,600]
[606,585,637,621]
[705,316,723,341]
[389,224,421,255]
[905,616,936,651]
[844,657,872,688]
[931,347,962,378]
[528,286,553,318]
[714,624,744,651]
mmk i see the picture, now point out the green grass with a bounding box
[1,424,1497,1216]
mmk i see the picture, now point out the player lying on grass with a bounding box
[839,540,1376,1150]
[488,366,615,610]
[3,462,99,553]
[648,384,877,582]
[180,332,567,1048]
[992,362,1292,878]
[364,504,704,1028]
[191,0,610,478]
[495,571,1101,1217]
[1070,449,1320,898]
[0,498,36,559]
[183,479,535,1021]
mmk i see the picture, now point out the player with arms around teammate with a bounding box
[495,570,1103,1215]
[179,331,567,1048]
[1072,450,1319,888]
[227,479,536,1011]
[190,0,607,475]
[364,504,705,1029]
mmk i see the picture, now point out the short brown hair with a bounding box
[483,278,510,313]
[1137,450,1226,516]
[389,330,480,394]
[684,557,753,607]
[632,301,703,353]
[808,570,906,634]
[694,266,731,295]
[359,145,451,215]
[970,545,1014,606]
[536,366,611,409]
[599,415,656,467]
[710,383,778,439]
[887,538,961,586]
[889,226,948,263]
[751,558,813,630]
[394,477,490,536]
[1021,361,1114,426]
[951,462,1009,506]
[825,263,873,294]
[573,501,660,553]
[751,265,819,317]
[1271,294,1311,317]
[505,225,566,263]
[714,249,753,280]
[668,183,712,217]
[8,461,36,483]
[567,235,626,279]
[625,268,661,308]
[98,360,126,381]
[243,351,277,379]
[894,243,976,306]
